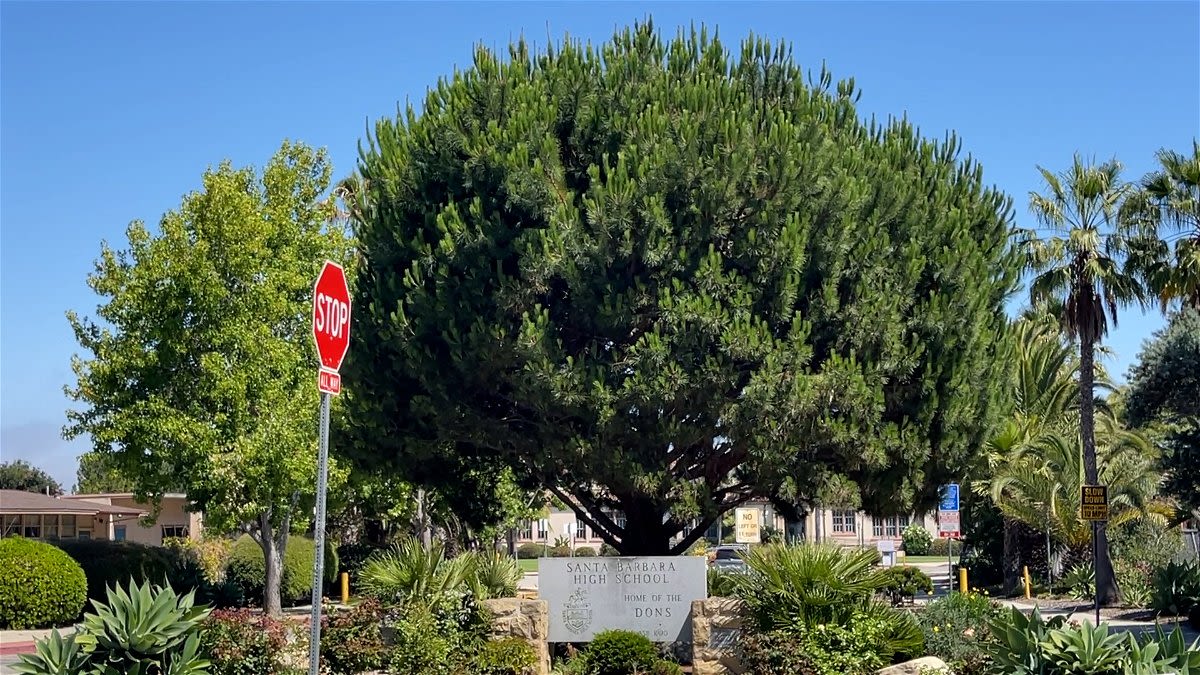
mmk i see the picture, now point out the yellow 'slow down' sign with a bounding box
[1081,485,1109,522]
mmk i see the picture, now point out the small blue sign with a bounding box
[939,484,960,512]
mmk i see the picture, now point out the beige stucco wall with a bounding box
[63,495,201,546]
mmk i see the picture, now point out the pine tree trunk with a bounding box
[1080,335,1120,605]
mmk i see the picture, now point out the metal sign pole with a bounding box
[307,391,332,675]
[1093,521,1100,625]
[948,537,953,586]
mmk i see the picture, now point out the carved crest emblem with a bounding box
[562,588,592,635]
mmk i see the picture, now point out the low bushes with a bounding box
[575,546,597,557]
[729,543,924,669]
[225,534,336,607]
[739,623,891,675]
[554,629,680,675]
[321,599,388,674]
[472,637,539,675]
[516,543,546,559]
[0,537,87,629]
[880,565,933,605]
[52,538,188,603]
[202,608,296,675]
[581,629,659,675]
[918,590,1002,675]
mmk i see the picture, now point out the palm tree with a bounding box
[1023,155,1153,604]
[988,411,1169,559]
[974,318,1079,591]
[1124,141,1200,310]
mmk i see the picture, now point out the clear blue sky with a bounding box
[2,1,1198,489]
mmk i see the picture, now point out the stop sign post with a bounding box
[308,260,350,675]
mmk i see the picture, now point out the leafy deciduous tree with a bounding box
[344,25,1021,554]
[0,460,62,496]
[73,451,135,494]
[65,141,351,616]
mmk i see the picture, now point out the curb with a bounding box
[0,642,35,656]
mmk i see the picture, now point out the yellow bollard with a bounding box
[340,572,349,605]
[1023,565,1033,599]
[958,567,968,594]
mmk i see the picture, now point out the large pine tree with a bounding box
[342,24,1021,554]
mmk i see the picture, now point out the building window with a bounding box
[114,526,127,541]
[832,510,857,534]
[2,515,19,537]
[519,520,533,540]
[61,515,76,539]
[872,515,911,538]
[162,525,188,539]
[44,515,59,539]
[22,515,41,538]
[575,522,590,540]
[77,530,92,540]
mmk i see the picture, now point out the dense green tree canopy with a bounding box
[1125,307,1200,427]
[1124,307,1200,517]
[73,451,136,494]
[343,24,1021,553]
[0,460,62,496]
[65,141,351,614]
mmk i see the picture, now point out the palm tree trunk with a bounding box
[1080,335,1121,605]
[1002,516,1021,595]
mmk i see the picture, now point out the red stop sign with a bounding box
[312,261,351,373]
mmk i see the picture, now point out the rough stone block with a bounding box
[876,656,951,674]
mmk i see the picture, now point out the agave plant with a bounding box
[11,631,90,675]
[1042,621,1128,673]
[987,606,1067,674]
[14,579,211,675]
[359,536,474,605]
[1139,623,1200,674]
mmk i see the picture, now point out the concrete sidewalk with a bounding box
[0,626,76,675]
[997,599,1200,641]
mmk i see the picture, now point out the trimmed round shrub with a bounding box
[0,537,87,629]
[52,538,187,603]
[583,629,658,675]
[516,543,546,559]
[901,524,933,556]
[549,545,572,558]
[575,546,597,557]
[225,534,337,606]
[599,543,620,556]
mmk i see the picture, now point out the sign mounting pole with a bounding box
[308,261,351,675]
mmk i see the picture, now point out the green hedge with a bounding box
[53,539,192,603]
[516,543,545,559]
[0,537,88,629]
[225,535,337,607]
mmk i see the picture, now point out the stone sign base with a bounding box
[483,598,551,675]
[690,597,746,675]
